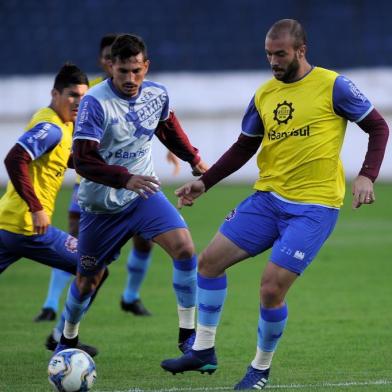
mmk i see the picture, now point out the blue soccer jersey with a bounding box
[74,79,169,213]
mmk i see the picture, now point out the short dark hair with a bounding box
[111,34,148,62]
[99,33,118,54]
[267,19,307,49]
[53,63,89,92]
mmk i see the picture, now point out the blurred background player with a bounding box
[0,63,100,356]
[34,34,182,322]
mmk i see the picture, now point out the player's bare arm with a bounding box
[175,179,206,208]
[191,160,209,176]
[351,175,375,209]
[31,210,51,235]
[125,175,161,199]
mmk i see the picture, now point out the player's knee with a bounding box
[172,240,195,260]
[76,274,101,297]
[133,236,153,253]
[166,231,195,260]
[260,283,284,307]
[198,251,221,276]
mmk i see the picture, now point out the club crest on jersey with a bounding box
[64,235,78,253]
[273,101,294,125]
[80,255,98,270]
[225,208,236,221]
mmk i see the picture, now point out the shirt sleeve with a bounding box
[241,96,265,137]
[333,75,374,122]
[73,95,105,142]
[159,87,170,121]
[17,122,62,160]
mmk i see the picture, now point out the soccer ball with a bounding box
[48,349,97,392]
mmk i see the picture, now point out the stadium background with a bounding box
[0,0,391,185]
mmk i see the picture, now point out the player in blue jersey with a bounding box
[53,34,208,355]
[34,34,182,323]
[160,19,389,389]
[0,64,103,357]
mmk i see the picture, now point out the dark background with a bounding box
[1,0,391,74]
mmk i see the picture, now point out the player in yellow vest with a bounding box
[160,19,389,389]
[0,64,101,357]
[35,34,182,322]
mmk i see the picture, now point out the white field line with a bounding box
[96,379,392,392]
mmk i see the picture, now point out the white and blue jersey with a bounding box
[74,79,170,213]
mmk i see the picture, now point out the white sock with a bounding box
[192,323,217,350]
[178,305,195,329]
[251,347,274,370]
[63,320,79,339]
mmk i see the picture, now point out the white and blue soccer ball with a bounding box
[48,348,97,392]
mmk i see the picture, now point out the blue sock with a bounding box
[61,280,92,325]
[197,273,227,326]
[172,255,197,308]
[258,304,288,351]
[43,268,72,312]
[122,248,152,303]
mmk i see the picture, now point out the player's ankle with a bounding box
[60,334,78,347]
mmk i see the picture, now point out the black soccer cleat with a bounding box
[121,298,151,316]
[45,333,99,358]
[34,307,56,322]
[178,330,196,354]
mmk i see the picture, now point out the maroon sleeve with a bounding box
[73,139,132,188]
[4,144,43,212]
[200,133,262,191]
[357,108,389,182]
[67,153,75,169]
[155,111,201,166]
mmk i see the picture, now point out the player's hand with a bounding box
[175,180,206,208]
[191,160,209,176]
[352,175,375,209]
[31,209,50,235]
[166,151,181,176]
[125,175,161,199]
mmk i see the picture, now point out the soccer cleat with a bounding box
[178,331,196,354]
[120,298,151,316]
[234,366,270,390]
[33,307,56,322]
[45,333,99,358]
[161,347,217,375]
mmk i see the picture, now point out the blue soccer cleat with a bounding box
[161,347,218,375]
[53,342,71,355]
[234,366,270,390]
[178,331,196,354]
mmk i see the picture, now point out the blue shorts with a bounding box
[68,183,81,214]
[77,191,187,276]
[220,191,339,275]
[0,226,78,274]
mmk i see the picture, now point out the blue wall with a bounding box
[1,0,391,75]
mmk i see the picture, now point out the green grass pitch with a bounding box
[0,183,391,391]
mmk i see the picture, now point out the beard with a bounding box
[273,56,300,83]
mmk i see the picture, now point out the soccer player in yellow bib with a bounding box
[0,64,101,357]
[160,19,389,389]
[34,33,182,322]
